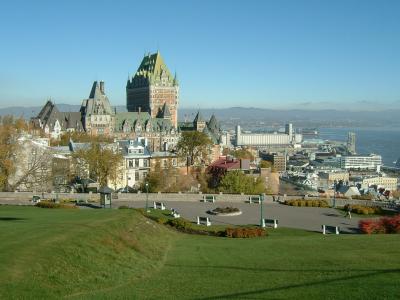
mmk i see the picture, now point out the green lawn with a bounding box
[1,206,400,299]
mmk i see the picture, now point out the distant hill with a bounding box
[1,104,399,128]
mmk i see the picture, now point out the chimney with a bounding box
[138,106,141,114]
[99,81,105,94]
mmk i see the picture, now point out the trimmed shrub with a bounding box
[118,206,130,209]
[359,215,400,234]
[285,199,329,208]
[225,227,267,238]
[344,204,382,215]
[166,218,192,231]
[352,194,373,200]
[35,201,76,209]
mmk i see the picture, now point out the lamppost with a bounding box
[260,193,265,228]
[145,182,149,212]
[333,180,337,208]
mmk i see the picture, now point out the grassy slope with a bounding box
[1,206,400,299]
[0,206,175,299]
[96,231,400,300]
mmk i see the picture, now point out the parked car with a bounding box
[116,186,136,193]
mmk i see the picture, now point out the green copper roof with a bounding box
[130,52,177,87]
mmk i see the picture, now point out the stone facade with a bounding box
[80,81,115,135]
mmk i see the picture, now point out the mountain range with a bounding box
[1,104,399,128]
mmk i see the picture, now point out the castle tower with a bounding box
[126,51,179,128]
[81,81,114,135]
[193,111,206,132]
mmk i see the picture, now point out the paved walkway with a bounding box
[114,200,362,233]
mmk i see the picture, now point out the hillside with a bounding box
[0,206,175,298]
[1,206,400,299]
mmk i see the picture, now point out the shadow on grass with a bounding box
[0,217,27,221]
[76,203,102,209]
[189,267,400,299]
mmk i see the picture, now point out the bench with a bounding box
[202,195,216,203]
[322,225,340,235]
[197,216,211,226]
[31,195,41,203]
[261,218,278,229]
[248,196,261,204]
[171,208,180,218]
[153,201,166,210]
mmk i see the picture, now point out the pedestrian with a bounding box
[345,205,352,219]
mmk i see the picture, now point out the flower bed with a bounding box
[208,207,242,216]
[139,209,266,238]
[359,215,400,234]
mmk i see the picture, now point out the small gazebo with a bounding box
[99,186,114,208]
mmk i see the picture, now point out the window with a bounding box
[128,160,133,168]
[135,171,139,181]
[143,159,148,167]
[135,159,139,167]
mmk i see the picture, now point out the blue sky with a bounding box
[0,0,399,110]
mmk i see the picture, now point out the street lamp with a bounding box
[260,193,265,228]
[333,180,337,208]
[145,182,149,212]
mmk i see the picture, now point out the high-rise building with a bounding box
[347,132,356,154]
[126,51,179,128]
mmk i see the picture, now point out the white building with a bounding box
[117,138,151,188]
[235,124,302,147]
[340,154,382,171]
[361,176,398,191]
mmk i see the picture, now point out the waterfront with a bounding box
[317,127,400,166]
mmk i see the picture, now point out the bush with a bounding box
[166,218,192,231]
[344,204,382,215]
[284,199,329,208]
[224,227,267,238]
[359,215,400,234]
[35,201,76,209]
[118,205,130,209]
[352,194,373,200]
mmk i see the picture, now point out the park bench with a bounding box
[171,208,180,218]
[153,201,166,210]
[322,225,340,235]
[197,216,211,226]
[31,195,41,203]
[262,218,278,229]
[202,195,216,203]
[248,196,261,204]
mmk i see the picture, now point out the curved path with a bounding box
[114,200,363,233]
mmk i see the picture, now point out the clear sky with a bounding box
[0,0,399,110]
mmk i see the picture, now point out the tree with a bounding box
[176,131,212,172]
[73,142,123,187]
[142,160,197,193]
[219,170,265,194]
[0,121,16,191]
[230,148,254,160]
[0,117,52,192]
